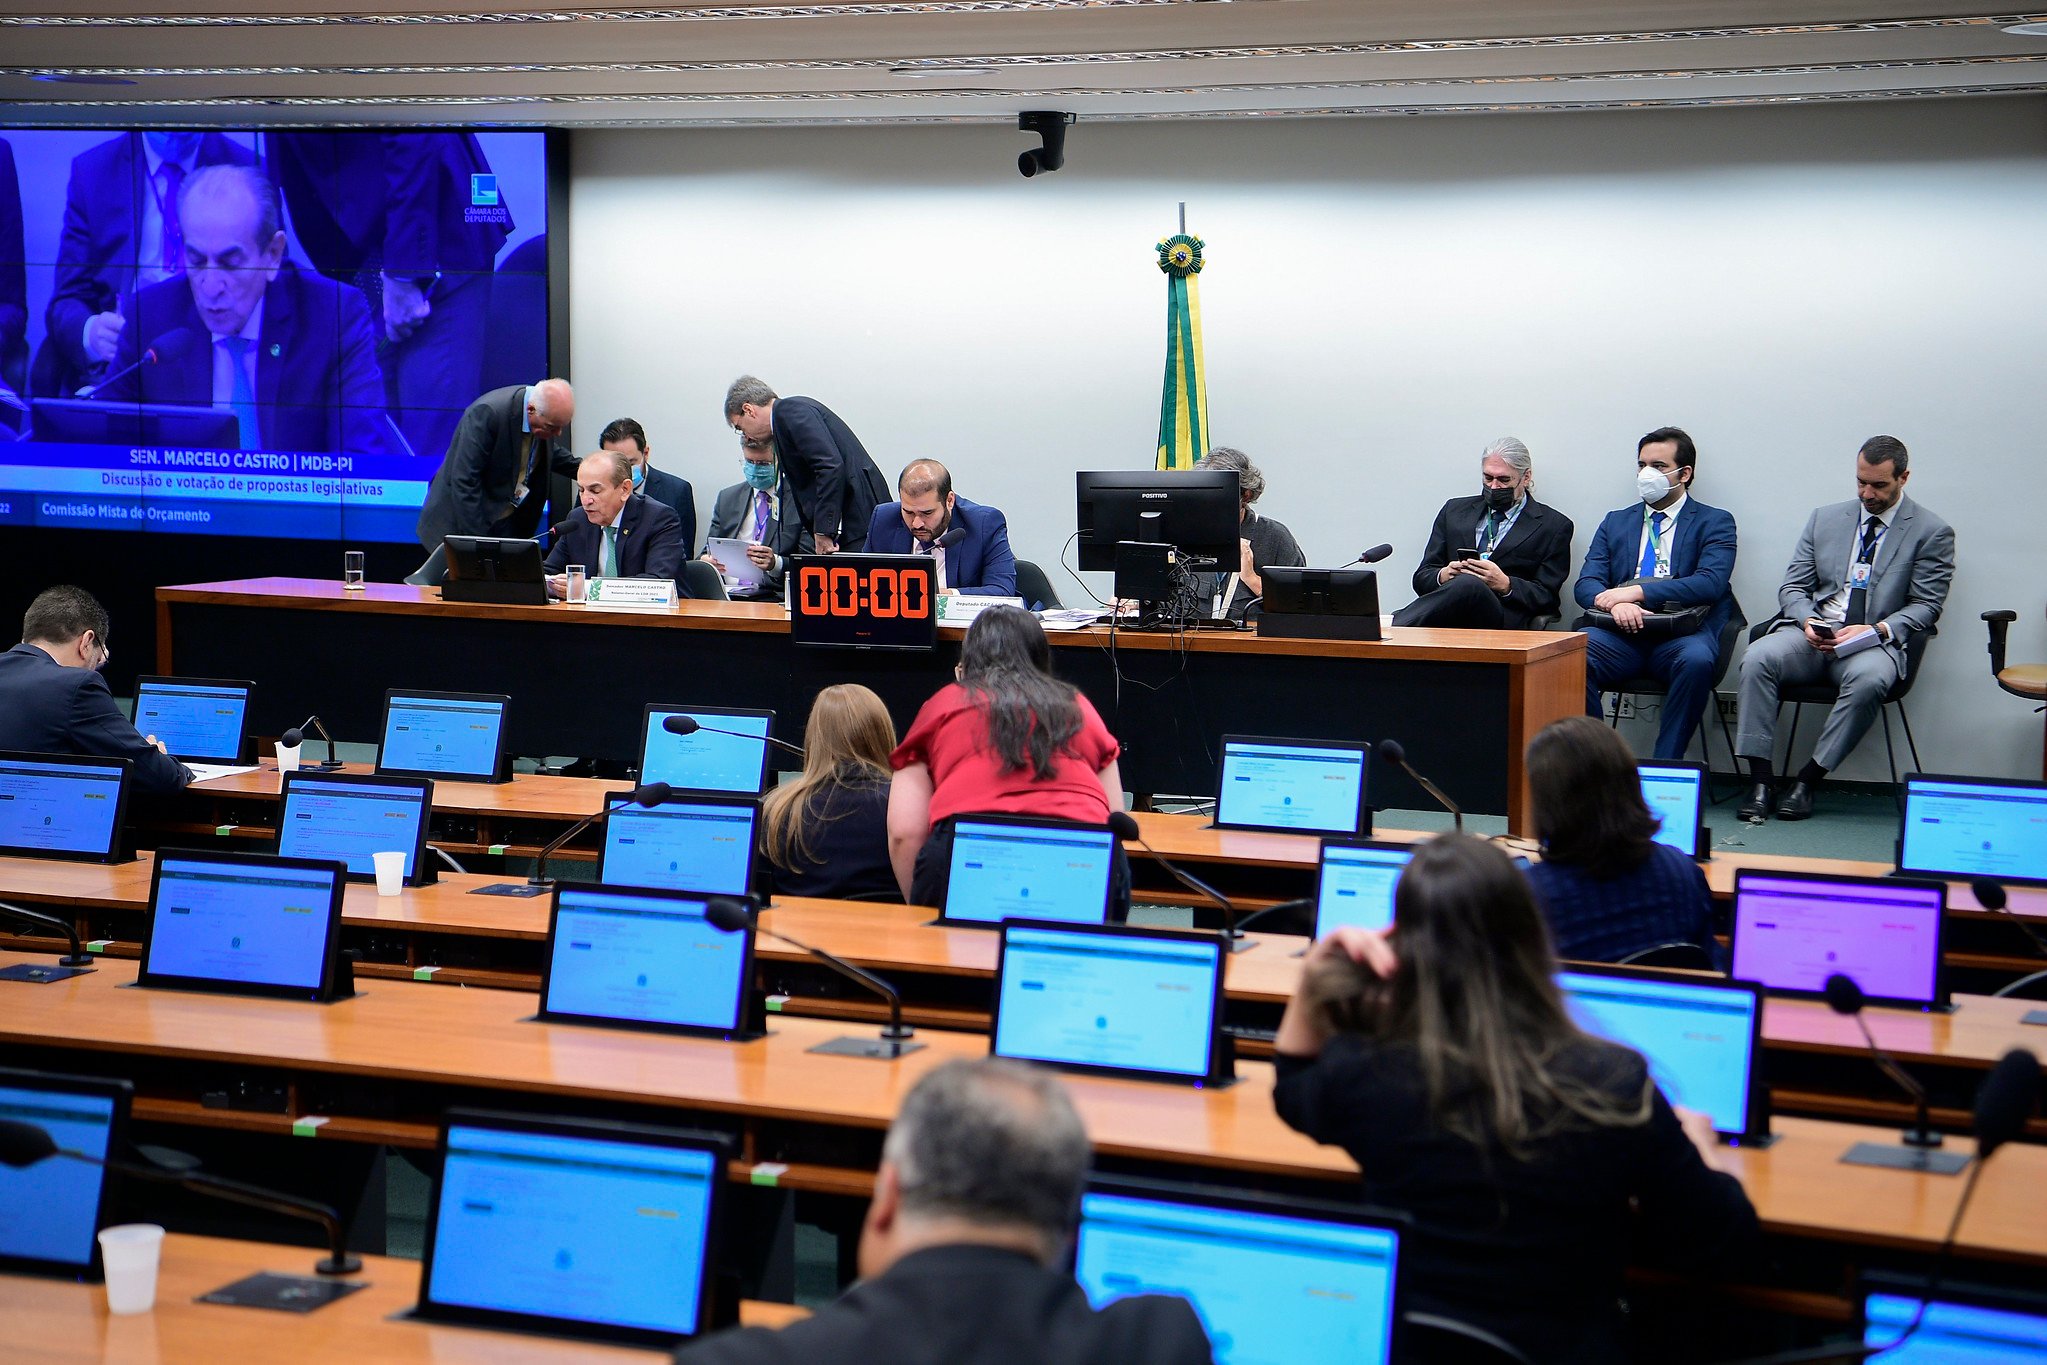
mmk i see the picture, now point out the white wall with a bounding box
[569,98,2047,783]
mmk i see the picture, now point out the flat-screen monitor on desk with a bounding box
[1558,965,1769,1141]
[441,535,548,606]
[1729,869,1948,1010]
[1638,759,1707,860]
[132,676,254,765]
[31,397,241,448]
[1896,773,2047,887]
[1313,839,1416,936]
[275,771,435,886]
[1075,470,1241,572]
[1862,1273,2047,1363]
[376,689,510,783]
[638,705,775,794]
[1213,735,1372,837]
[939,815,1118,928]
[0,752,130,864]
[0,1067,131,1281]
[137,849,351,1002]
[597,792,759,897]
[538,884,756,1039]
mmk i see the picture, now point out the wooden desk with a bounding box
[155,577,1584,832]
[3,1233,802,1364]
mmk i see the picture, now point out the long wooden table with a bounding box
[154,577,1586,832]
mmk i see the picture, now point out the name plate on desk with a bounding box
[584,578,678,608]
[937,594,1024,627]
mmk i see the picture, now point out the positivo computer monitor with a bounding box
[0,752,132,864]
[638,705,775,794]
[1638,759,1708,860]
[1730,869,1948,1011]
[132,676,255,765]
[1075,470,1241,572]
[0,1067,131,1281]
[275,771,436,886]
[1896,772,2047,888]
[537,883,759,1040]
[441,535,548,606]
[1213,735,1372,837]
[597,792,759,898]
[1313,839,1417,937]
[137,849,351,1003]
[376,689,511,784]
[1558,964,1770,1143]
[939,815,1118,929]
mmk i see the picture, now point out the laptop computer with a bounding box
[0,1067,131,1281]
[1638,759,1709,860]
[1558,964,1771,1142]
[1313,839,1417,936]
[991,920,1233,1087]
[1862,1272,2047,1362]
[938,815,1118,929]
[0,752,131,864]
[597,792,759,897]
[637,704,776,794]
[537,884,760,1040]
[1896,772,2047,889]
[131,675,255,767]
[275,771,436,886]
[137,849,352,1003]
[1212,735,1372,837]
[376,689,511,784]
[1075,1176,1405,1364]
[410,1108,731,1348]
[1730,868,1949,1010]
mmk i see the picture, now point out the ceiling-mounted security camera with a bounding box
[1017,110,1076,177]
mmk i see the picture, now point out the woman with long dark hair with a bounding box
[759,683,900,901]
[887,606,1124,905]
[1273,834,1755,1363]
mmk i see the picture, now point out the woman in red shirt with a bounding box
[887,606,1125,905]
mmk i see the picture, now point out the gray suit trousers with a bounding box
[1735,627,1904,772]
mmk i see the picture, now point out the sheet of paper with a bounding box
[184,763,261,784]
[705,536,769,591]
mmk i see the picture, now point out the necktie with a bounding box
[1480,511,1500,556]
[602,525,620,578]
[217,335,258,449]
[1844,517,1882,626]
[752,490,771,542]
[159,162,186,275]
[509,434,539,518]
[1636,510,1667,580]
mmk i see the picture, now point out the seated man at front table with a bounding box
[1394,436,1574,630]
[1194,446,1305,621]
[600,416,696,556]
[1734,435,1954,822]
[543,448,685,597]
[0,586,192,794]
[701,441,811,599]
[1573,426,1739,761]
[673,1058,1213,1365]
[864,458,1017,598]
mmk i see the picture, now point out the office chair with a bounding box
[404,546,449,587]
[1759,622,1935,790]
[1983,607,2047,780]
[1014,559,1061,611]
[680,559,728,602]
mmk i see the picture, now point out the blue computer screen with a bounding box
[994,926,1220,1078]
[639,710,772,794]
[1866,1291,2047,1363]
[1217,741,1365,834]
[427,1124,716,1337]
[1076,1191,1400,1365]
[277,778,427,878]
[1559,971,1758,1136]
[380,695,504,778]
[599,801,755,896]
[0,1084,116,1268]
[146,857,338,989]
[1314,844,1414,936]
[945,821,1116,926]
[0,756,124,857]
[1732,874,1945,1005]
[545,889,747,1032]
[1640,763,1704,856]
[1900,778,2047,884]
[133,680,250,763]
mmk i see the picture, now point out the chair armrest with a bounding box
[1984,609,2018,674]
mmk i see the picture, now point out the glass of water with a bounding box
[566,565,587,603]
[343,550,365,590]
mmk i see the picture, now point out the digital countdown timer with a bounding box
[788,554,938,651]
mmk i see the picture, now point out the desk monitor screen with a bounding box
[991,921,1226,1085]
[1075,1178,1403,1365]
[1075,469,1242,572]
[0,752,130,864]
[138,850,348,1000]
[1558,966,1767,1140]
[417,1110,727,1347]
[1213,735,1371,837]
[942,816,1117,928]
[638,705,775,794]
[377,690,509,782]
[276,772,433,885]
[540,885,754,1038]
[0,1068,131,1280]
[1314,840,1416,936]
[1897,773,2047,888]
[1639,760,1707,860]
[1730,870,1948,1009]
[598,793,758,897]
[1863,1275,2047,1364]
[132,676,254,765]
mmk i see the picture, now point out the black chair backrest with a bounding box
[1615,941,1717,971]
[1014,559,1061,611]
[1400,1311,1539,1365]
[680,558,728,602]
[405,547,449,587]
[1887,623,1937,703]
[1707,596,1747,691]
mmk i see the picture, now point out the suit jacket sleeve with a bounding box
[1502,510,1574,622]
[333,286,392,456]
[1774,509,1823,624]
[865,502,892,549]
[0,140,24,356]
[1885,517,1955,647]
[46,153,115,378]
[1573,513,1624,611]
[1640,505,1736,612]
[962,507,1017,598]
[777,402,848,540]
[1411,504,1457,598]
[439,404,500,538]
[71,672,192,794]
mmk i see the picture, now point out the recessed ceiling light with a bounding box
[2004,21,2047,35]
[31,72,137,85]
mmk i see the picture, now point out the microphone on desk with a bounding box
[280,715,345,771]
[0,1119,363,1277]
[531,782,671,890]
[932,525,968,551]
[0,900,94,975]
[663,714,805,759]
[1335,543,1395,570]
[76,327,200,398]
[705,896,923,1059]
[1972,879,2047,960]
[1824,973,1946,1159]
[1374,739,1462,835]
[1107,811,1254,954]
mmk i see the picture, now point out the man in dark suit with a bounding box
[0,136,25,397]
[1573,426,1739,761]
[723,376,887,553]
[0,586,191,795]
[415,378,577,551]
[599,416,696,555]
[38,130,257,398]
[96,164,390,458]
[542,449,684,593]
[701,445,811,600]
[673,1058,1212,1365]
[864,458,1017,598]
[1395,437,1575,630]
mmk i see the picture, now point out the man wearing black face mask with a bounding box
[1395,437,1575,630]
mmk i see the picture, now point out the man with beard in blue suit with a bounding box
[864,459,1016,598]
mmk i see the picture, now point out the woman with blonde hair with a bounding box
[759,684,900,901]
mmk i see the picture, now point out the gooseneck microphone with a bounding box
[78,327,200,398]
[1375,739,1463,835]
[0,1118,363,1276]
[663,713,805,759]
[280,715,345,771]
[706,896,923,1059]
[1824,973,1944,1153]
[1107,811,1254,954]
[1972,879,2047,959]
[933,525,968,550]
[0,900,94,970]
[1334,543,1395,570]
[530,782,672,889]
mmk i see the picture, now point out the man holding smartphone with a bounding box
[1734,436,1955,821]
[1395,436,1575,630]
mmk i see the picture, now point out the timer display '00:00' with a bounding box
[794,564,934,618]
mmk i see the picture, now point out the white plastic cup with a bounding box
[372,851,406,897]
[98,1223,165,1315]
[275,741,302,774]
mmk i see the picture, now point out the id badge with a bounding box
[1849,561,1872,590]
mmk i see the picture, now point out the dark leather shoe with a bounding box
[1774,780,1816,821]
[1737,782,1773,822]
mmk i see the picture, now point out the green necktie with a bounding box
[602,524,620,578]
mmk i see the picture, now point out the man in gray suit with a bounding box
[1735,436,1955,821]
[699,442,811,599]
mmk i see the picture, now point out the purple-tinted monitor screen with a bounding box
[1731,873,1945,1006]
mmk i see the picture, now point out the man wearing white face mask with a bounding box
[1572,427,1739,761]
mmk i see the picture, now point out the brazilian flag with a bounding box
[1154,232,1208,471]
